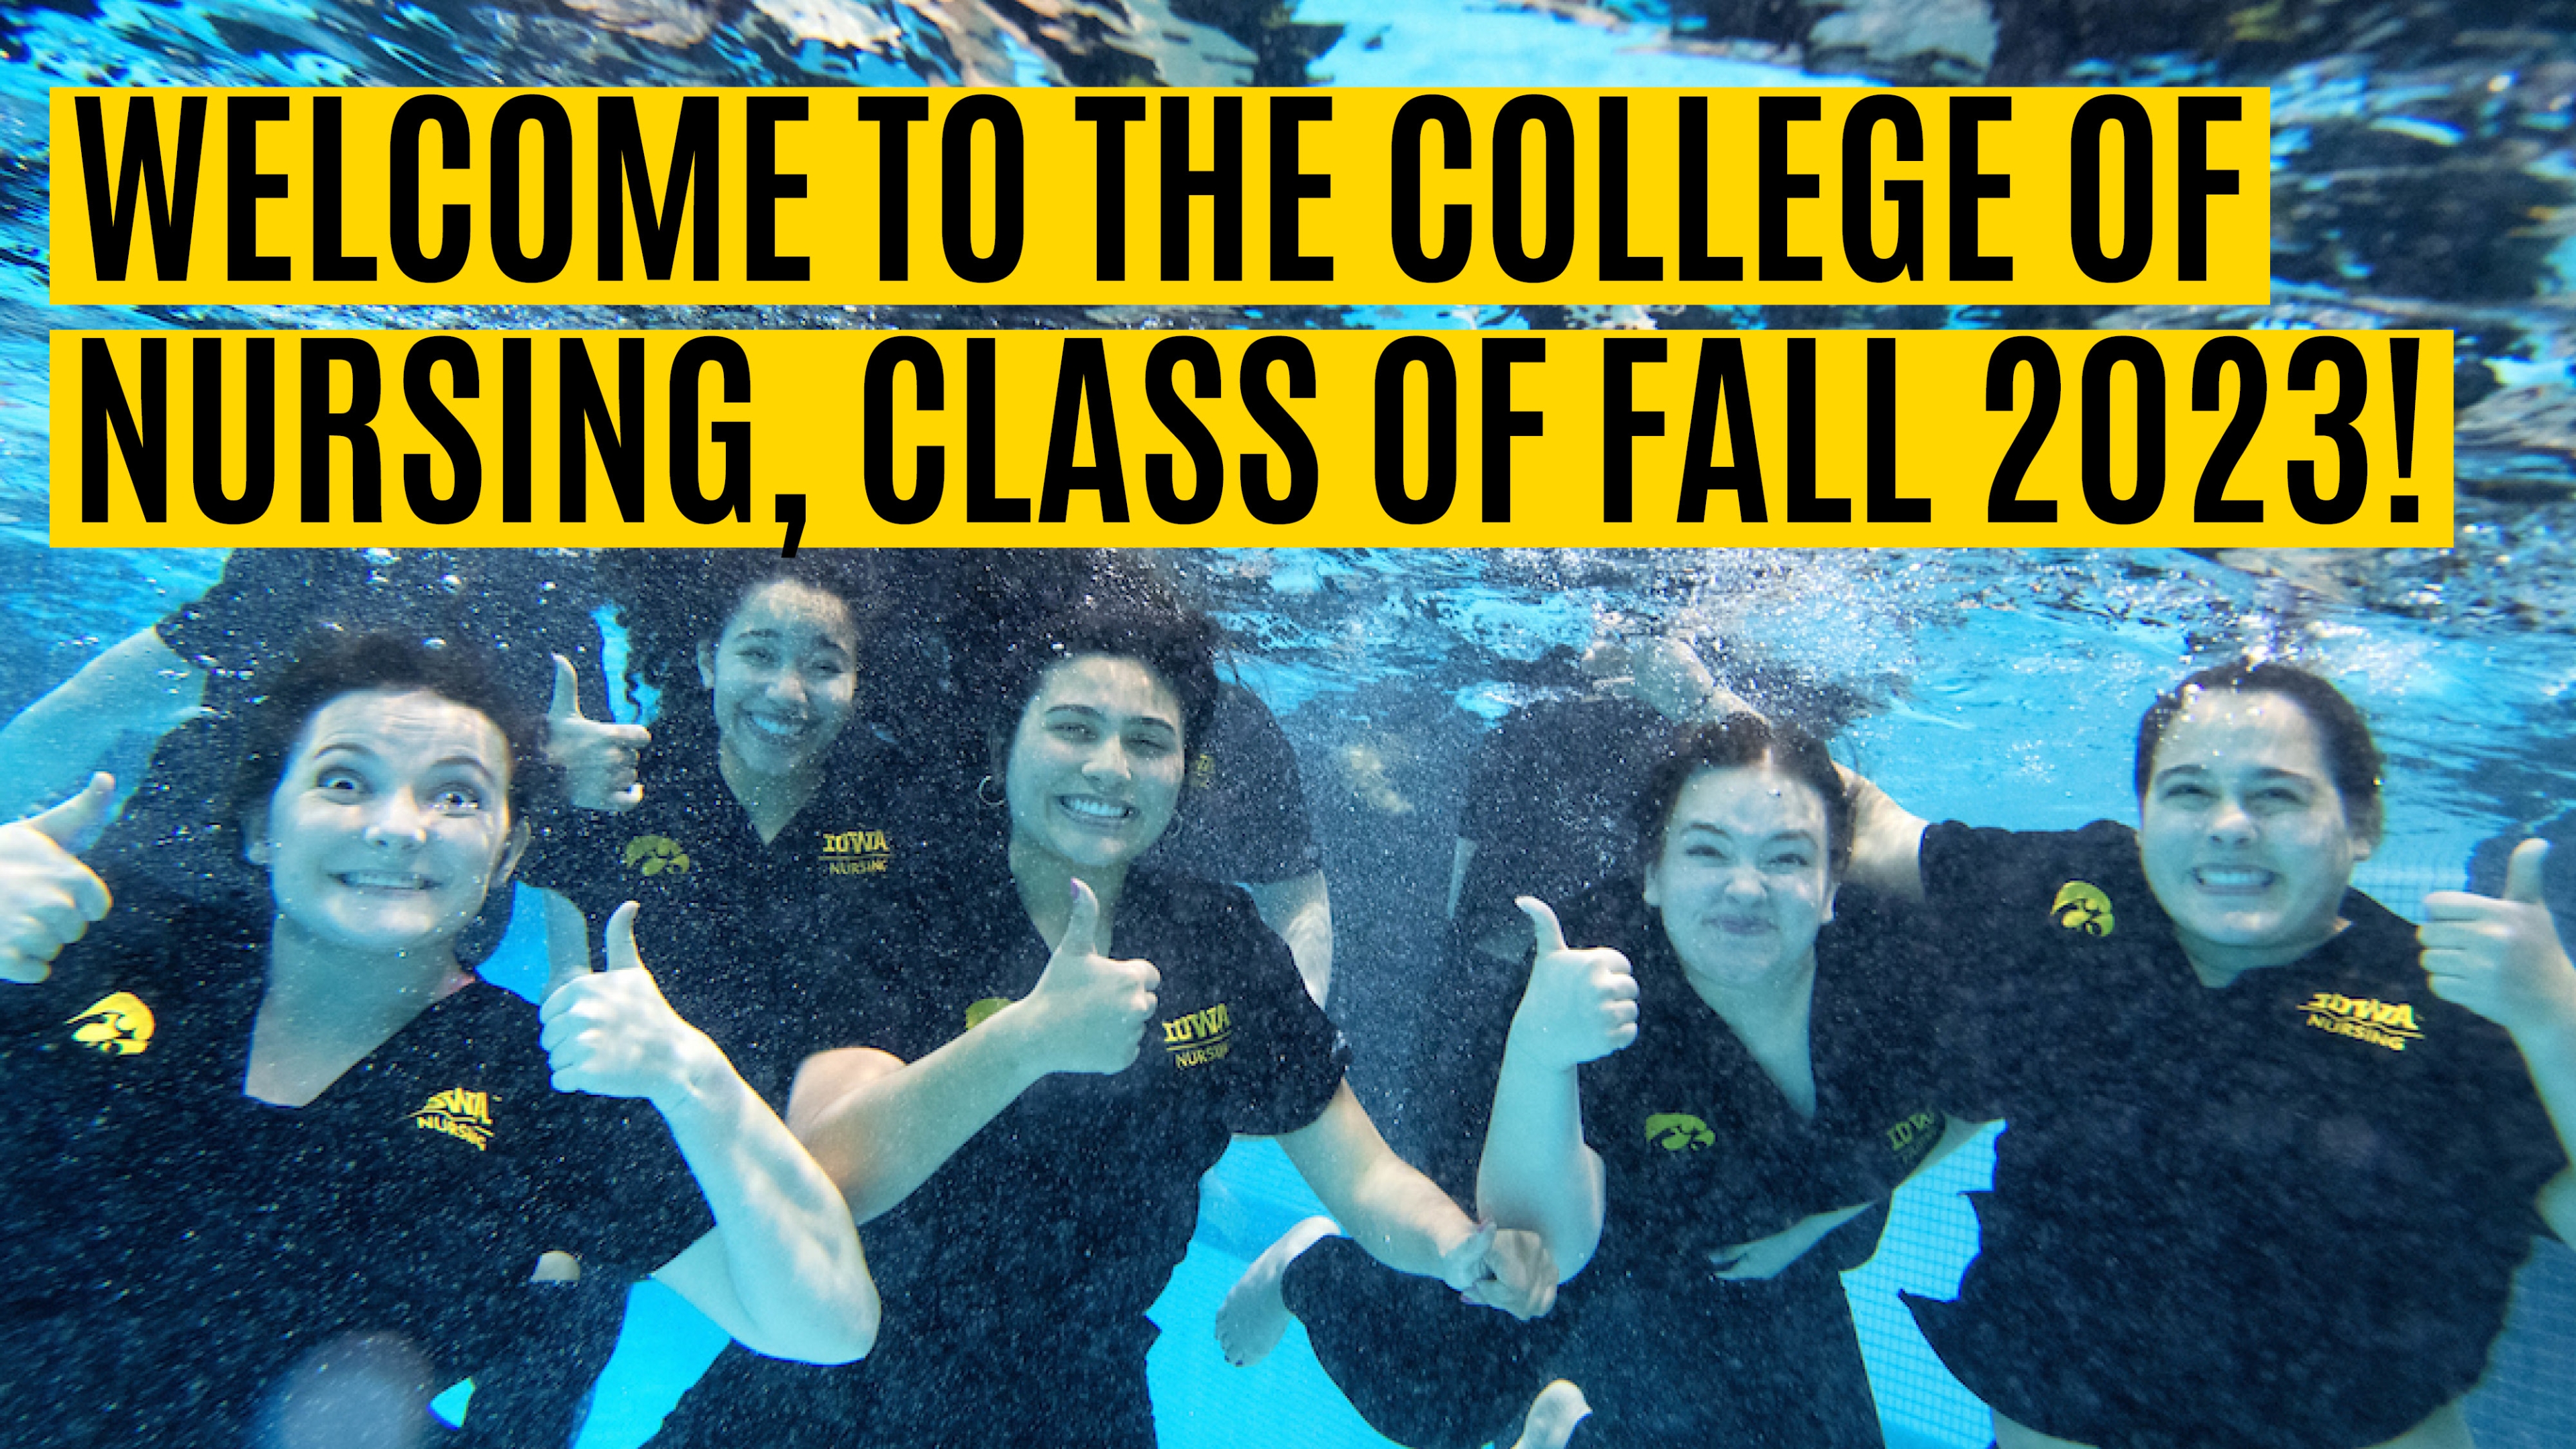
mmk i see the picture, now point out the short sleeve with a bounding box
[1173,883,1348,1138]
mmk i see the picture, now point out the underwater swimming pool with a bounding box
[7,0,2576,1436]
[1,545,2571,1449]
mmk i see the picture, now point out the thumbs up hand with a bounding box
[1010,879,1161,1077]
[2420,840,2576,1036]
[0,773,117,985]
[539,902,718,1104]
[1505,896,1640,1073]
[545,655,652,813]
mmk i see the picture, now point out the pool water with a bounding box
[5,545,2573,1449]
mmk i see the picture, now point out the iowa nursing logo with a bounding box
[2297,992,2424,1053]
[1163,1003,1232,1068]
[819,826,893,876]
[411,1087,495,1150]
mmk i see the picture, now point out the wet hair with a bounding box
[1633,714,1854,876]
[598,549,888,710]
[966,567,1222,780]
[2133,660,2383,841]
[227,633,541,825]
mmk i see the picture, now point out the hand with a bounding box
[546,655,651,813]
[1458,1226,1558,1320]
[0,773,117,985]
[539,902,716,1105]
[1710,1203,1869,1281]
[1506,898,1639,1072]
[2420,840,2576,1038]
[1014,879,1160,1076]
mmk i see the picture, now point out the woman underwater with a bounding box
[648,578,1553,1448]
[1221,712,1968,1449]
[0,633,875,1447]
[1846,659,2576,1449]
[543,549,973,1106]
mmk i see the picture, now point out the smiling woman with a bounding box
[1222,713,1963,1449]
[639,574,1552,1449]
[1839,659,2576,1449]
[0,633,874,1449]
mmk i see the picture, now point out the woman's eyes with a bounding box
[430,786,487,813]
[317,769,367,795]
[1124,734,1174,757]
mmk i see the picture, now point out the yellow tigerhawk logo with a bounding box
[2051,881,2115,936]
[819,826,893,876]
[964,997,1010,1032]
[1163,1003,1233,1068]
[2298,992,2424,1053]
[622,835,691,877]
[67,992,154,1057]
[412,1087,495,1150]
[1645,1112,1715,1151]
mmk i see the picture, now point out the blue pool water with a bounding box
[3,545,2573,1449]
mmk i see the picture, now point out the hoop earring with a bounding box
[977,775,1007,808]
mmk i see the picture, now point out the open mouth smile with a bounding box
[335,871,439,892]
[1057,795,1136,826]
[2192,865,2277,894]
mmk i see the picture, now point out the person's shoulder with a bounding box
[1922,819,2136,898]
[1132,868,1263,931]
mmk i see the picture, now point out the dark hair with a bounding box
[227,633,541,824]
[965,566,1222,779]
[598,549,888,710]
[1633,714,1854,876]
[2133,660,2383,840]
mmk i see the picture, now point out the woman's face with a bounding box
[2138,688,2372,972]
[249,689,521,958]
[1004,653,1187,875]
[1643,763,1837,988]
[697,578,861,782]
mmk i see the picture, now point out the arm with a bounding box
[786,878,1158,1224]
[1273,1081,1553,1319]
[2419,839,2576,1243]
[1835,765,1931,903]
[1472,897,1637,1280]
[0,628,203,819]
[541,903,875,1364]
[1245,869,1333,1008]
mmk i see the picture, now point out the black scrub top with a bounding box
[538,716,977,1104]
[1572,885,1950,1285]
[1290,882,1946,1449]
[1454,696,1678,959]
[1906,822,2569,1449]
[0,888,710,1449]
[1145,681,1325,887]
[651,863,1350,1449]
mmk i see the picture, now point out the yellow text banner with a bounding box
[54,87,2269,306]
[54,328,2447,548]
